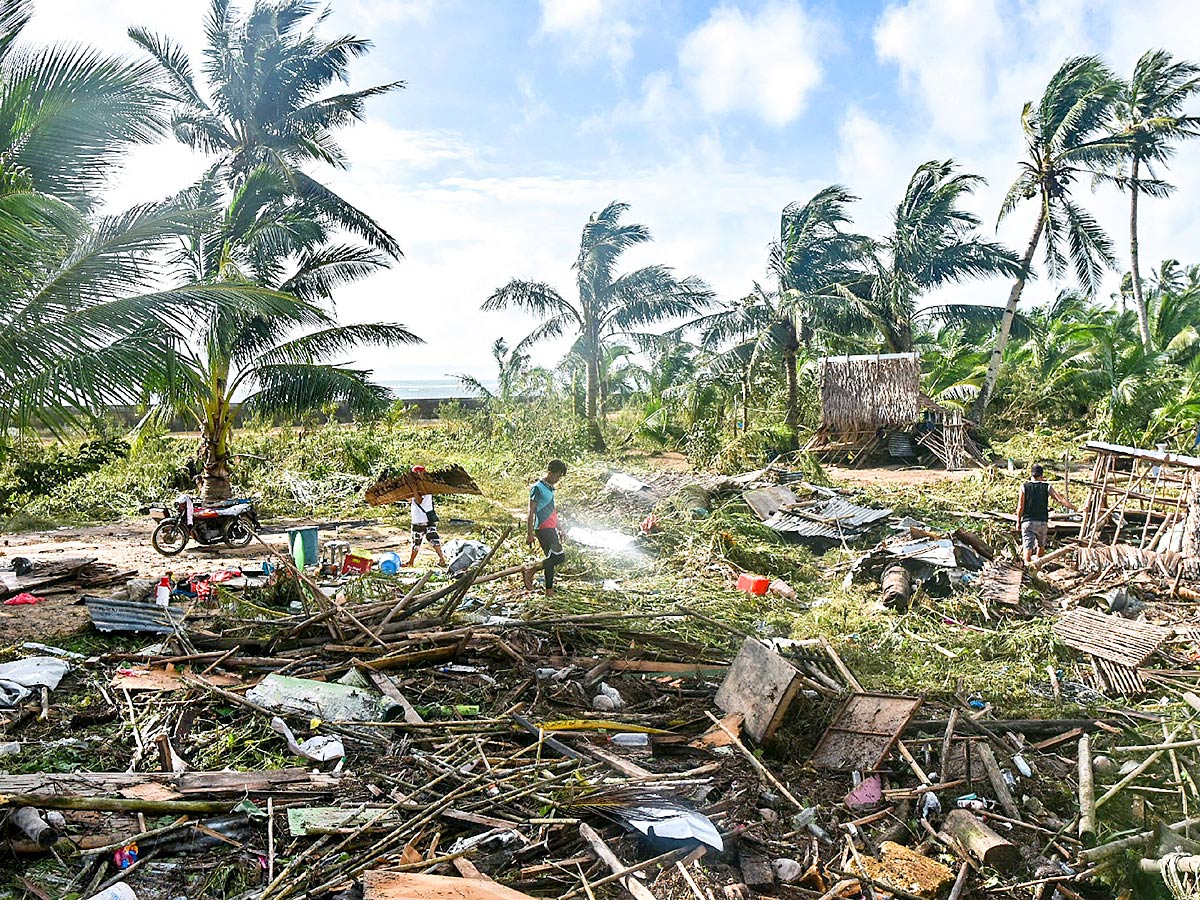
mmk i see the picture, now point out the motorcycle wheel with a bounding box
[152,520,189,556]
[224,516,255,548]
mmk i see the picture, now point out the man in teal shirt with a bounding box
[525,459,567,594]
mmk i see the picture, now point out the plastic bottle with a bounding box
[609,733,650,747]
[155,575,171,608]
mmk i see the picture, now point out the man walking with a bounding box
[1017,463,1077,564]
[525,459,567,594]
[406,466,447,567]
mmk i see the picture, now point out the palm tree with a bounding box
[129,0,402,258]
[859,160,1023,353]
[974,56,1124,419]
[482,201,713,451]
[767,187,871,446]
[1107,51,1200,346]
[456,338,549,404]
[148,166,420,500]
[0,0,294,436]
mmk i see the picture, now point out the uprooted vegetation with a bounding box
[2,420,1200,900]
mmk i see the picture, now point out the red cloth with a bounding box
[3,592,43,605]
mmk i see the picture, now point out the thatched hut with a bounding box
[809,352,981,469]
[818,352,921,433]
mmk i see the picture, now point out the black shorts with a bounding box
[537,528,563,558]
[412,522,441,547]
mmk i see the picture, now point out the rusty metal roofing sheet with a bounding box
[84,596,186,634]
[761,497,892,540]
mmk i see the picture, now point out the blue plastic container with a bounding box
[287,527,319,568]
[377,552,403,575]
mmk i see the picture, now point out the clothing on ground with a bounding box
[530,479,558,529]
[1021,481,1050,522]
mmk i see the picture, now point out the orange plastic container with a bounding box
[737,573,770,595]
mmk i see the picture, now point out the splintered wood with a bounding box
[809,693,922,771]
[977,560,1024,606]
[1078,442,1200,556]
[362,872,537,900]
[1053,607,1169,668]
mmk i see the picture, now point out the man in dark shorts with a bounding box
[1017,463,1077,563]
[525,459,567,594]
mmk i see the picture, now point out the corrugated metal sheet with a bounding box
[85,596,186,634]
[762,497,893,540]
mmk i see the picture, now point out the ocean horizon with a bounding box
[379,377,495,400]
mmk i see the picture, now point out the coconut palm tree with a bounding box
[482,201,713,451]
[1106,51,1200,346]
[0,0,295,436]
[858,160,1023,353]
[767,187,872,446]
[456,338,549,404]
[129,0,402,257]
[148,166,420,500]
[974,56,1124,419]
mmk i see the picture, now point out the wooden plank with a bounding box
[362,872,536,900]
[0,769,339,797]
[715,638,804,743]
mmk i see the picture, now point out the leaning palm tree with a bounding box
[1105,50,1200,346]
[859,160,1023,353]
[0,0,294,435]
[129,0,402,257]
[974,56,1124,418]
[767,187,871,446]
[147,166,420,500]
[482,201,713,451]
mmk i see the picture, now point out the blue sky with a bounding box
[27,0,1200,382]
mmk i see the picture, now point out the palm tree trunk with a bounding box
[1129,158,1152,347]
[585,350,606,452]
[783,332,800,451]
[973,210,1045,420]
[741,370,751,435]
[198,403,233,502]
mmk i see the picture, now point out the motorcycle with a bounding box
[148,494,261,556]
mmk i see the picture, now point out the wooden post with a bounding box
[1078,734,1096,844]
[976,744,1020,820]
[939,810,1019,871]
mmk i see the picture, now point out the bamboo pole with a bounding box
[1078,734,1096,843]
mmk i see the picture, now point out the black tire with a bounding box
[152,519,188,556]
[224,516,254,548]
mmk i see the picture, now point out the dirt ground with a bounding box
[825,463,978,487]
[0,516,444,645]
[0,462,975,645]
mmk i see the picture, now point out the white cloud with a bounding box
[875,0,1009,139]
[537,0,639,72]
[678,1,826,127]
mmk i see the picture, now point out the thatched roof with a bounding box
[819,352,920,432]
[365,464,482,506]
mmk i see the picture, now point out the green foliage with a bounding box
[21,434,190,522]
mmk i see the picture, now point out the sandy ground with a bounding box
[0,516,441,644]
